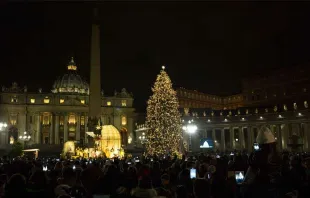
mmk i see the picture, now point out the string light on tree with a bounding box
[145,65,182,156]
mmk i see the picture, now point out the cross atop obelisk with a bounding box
[88,7,102,136]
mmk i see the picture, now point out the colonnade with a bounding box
[188,122,310,152]
[0,110,132,146]
[32,112,88,145]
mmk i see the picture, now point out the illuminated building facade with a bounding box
[133,66,310,152]
[177,88,243,110]
[181,104,310,152]
[0,58,135,147]
[177,65,310,110]
[178,65,310,152]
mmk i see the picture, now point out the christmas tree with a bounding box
[145,66,182,156]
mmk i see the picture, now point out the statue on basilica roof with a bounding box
[1,82,24,93]
[113,88,132,98]
[283,104,288,111]
[12,82,18,89]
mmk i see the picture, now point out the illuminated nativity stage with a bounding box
[62,125,125,159]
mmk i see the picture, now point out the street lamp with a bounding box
[139,132,146,145]
[19,131,31,141]
[182,121,198,152]
[19,131,31,147]
[0,122,8,131]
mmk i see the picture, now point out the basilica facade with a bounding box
[0,58,135,148]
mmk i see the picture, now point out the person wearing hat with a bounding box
[155,174,174,198]
[131,176,157,198]
[241,126,282,198]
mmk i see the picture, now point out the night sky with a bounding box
[1,2,310,112]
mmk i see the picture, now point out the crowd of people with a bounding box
[0,127,309,198]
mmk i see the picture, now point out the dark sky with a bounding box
[1,2,310,112]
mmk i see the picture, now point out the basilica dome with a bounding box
[52,57,89,95]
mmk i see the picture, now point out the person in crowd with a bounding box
[0,174,8,197]
[27,170,50,198]
[1,137,310,198]
[4,173,27,198]
[242,126,282,198]
[304,156,310,180]
[194,179,210,198]
[55,167,76,197]
[131,175,158,198]
[178,168,193,197]
[94,164,120,197]
[150,161,162,188]
[175,185,188,198]
[155,173,174,198]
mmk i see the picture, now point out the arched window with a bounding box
[121,116,127,126]
[80,116,85,125]
[10,114,17,125]
[68,114,76,124]
[42,113,50,125]
[60,116,64,125]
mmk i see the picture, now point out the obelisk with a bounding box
[88,8,102,137]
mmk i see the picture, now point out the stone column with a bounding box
[36,114,41,144]
[212,128,216,150]
[64,115,68,142]
[1,133,5,145]
[301,123,307,151]
[291,123,299,136]
[288,123,293,137]
[54,114,59,144]
[85,115,88,143]
[239,126,245,149]
[221,128,225,152]
[230,127,235,150]
[128,116,133,144]
[76,114,81,141]
[49,114,54,144]
[3,111,8,143]
[304,123,310,152]
[18,112,26,137]
[113,112,120,127]
[247,126,253,152]
[277,124,282,151]
[26,113,31,132]
[298,123,302,139]
[282,123,289,150]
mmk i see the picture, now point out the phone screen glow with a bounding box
[190,168,196,179]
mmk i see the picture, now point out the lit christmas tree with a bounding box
[145,66,182,156]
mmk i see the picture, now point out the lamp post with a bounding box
[0,122,8,129]
[19,131,31,147]
[182,121,198,152]
[138,132,146,147]
[0,122,8,131]
[0,122,8,144]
